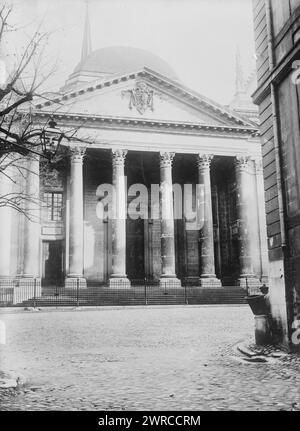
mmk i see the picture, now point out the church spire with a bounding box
[81,1,92,63]
[235,46,245,95]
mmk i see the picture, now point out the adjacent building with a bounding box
[252,0,300,349]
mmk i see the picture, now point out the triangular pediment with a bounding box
[35,68,255,129]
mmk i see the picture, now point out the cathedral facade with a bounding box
[0,19,269,301]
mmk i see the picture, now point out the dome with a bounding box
[73,46,179,81]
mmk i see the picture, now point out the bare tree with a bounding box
[0,4,55,148]
[0,4,55,218]
[0,3,79,220]
[0,4,98,220]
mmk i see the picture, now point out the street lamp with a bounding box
[40,119,64,159]
[0,117,66,160]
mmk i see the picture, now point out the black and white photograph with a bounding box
[0,0,300,418]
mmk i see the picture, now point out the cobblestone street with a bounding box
[0,305,300,411]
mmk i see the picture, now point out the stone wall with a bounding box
[252,0,300,348]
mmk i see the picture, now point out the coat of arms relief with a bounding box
[122,82,161,115]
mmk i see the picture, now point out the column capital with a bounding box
[112,149,128,166]
[160,152,175,168]
[235,155,251,171]
[69,146,86,162]
[197,154,214,170]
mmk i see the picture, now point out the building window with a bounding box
[43,192,63,221]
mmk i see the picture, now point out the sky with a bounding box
[6,0,256,105]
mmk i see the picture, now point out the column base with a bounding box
[65,277,87,289]
[199,277,222,288]
[14,278,41,305]
[159,277,182,289]
[108,277,131,289]
[236,276,260,294]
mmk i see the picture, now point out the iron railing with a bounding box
[0,278,254,308]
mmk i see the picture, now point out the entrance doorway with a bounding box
[175,219,186,281]
[42,240,64,286]
[126,218,145,282]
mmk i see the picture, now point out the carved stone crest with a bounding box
[122,82,154,115]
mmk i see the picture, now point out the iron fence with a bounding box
[0,278,253,308]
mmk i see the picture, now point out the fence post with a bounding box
[184,280,188,305]
[55,284,58,309]
[76,278,80,307]
[144,277,147,306]
[33,278,37,309]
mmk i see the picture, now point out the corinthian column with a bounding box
[159,152,181,288]
[65,146,87,289]
[254,158,269,284]
[197,154,221,287]
[0,154,15,289]
[19,155,41,297]
[235,156,259,290]
[108,149,131,288]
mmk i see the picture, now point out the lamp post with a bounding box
[0,118,65,160]
[40,119,64,159]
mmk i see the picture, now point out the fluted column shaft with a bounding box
[159,152,181,287]
[235,156,259,289]
[109,149,130,288]
[0,154,14,287]
[22,155,41,278]
[254,158,269,283]
[66,146,86,288]
[198,154,221,287]
[17,155,42,301]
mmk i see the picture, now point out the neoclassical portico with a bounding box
[0,145,267,295]
[0,47,269,300]
[56,137,267,290]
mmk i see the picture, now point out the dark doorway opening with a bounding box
[126,218,145,283]
[42,240,64,286]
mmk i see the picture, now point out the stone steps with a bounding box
[17,286,247,307]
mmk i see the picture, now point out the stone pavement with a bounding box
[0,305,299,411]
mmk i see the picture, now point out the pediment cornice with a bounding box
[32,111,258,138]
[34,68,257,130]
